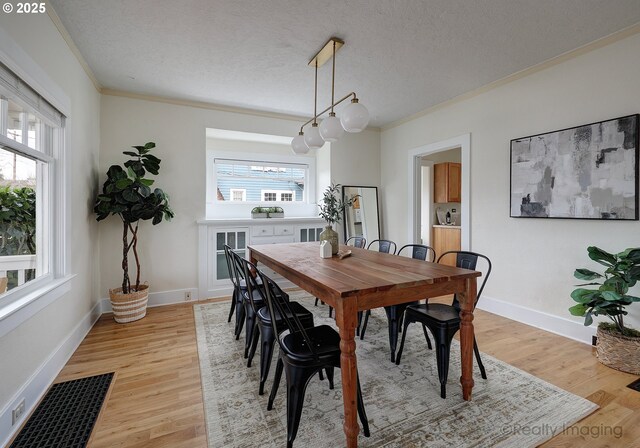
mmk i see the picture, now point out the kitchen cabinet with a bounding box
[432,225,461,266]
[434,162,461,203]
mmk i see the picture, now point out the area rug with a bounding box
[194,291,597,447]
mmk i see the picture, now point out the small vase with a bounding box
[319,225,339,255]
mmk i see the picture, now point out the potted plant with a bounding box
[318,183,357,255]
[94,142,174,323]
[569,246,640,374]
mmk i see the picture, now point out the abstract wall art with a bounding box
[510,114,639,220]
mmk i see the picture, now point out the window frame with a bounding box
[229,189,246,202]
[260,189,295,202]
[206,149,316,219]
[0,29,72,337]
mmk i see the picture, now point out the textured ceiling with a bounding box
[50,0,640,127]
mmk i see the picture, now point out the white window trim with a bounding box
[229,188,246,202]
[0,28,71,335]
[206,149,316,219]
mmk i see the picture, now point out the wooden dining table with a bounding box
[249,242,481,448]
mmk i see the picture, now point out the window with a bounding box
[0,60,65,300]
[230,189,246,202]
[214,158,307,203]
[261,190,294,202]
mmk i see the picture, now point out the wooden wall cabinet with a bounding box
[434,162,461,203]
[432,226,461,266]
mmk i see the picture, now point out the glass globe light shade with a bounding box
[303,123,325,150]
[319,112,344,142]
[291,132,310,154]
[340,99,370,133]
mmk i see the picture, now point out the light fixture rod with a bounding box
[308,37,344,68]
[313,60,318,124]
[330,40,336,114]
[299,92,357,132]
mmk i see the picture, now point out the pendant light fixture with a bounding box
[303,60,325,151]
[319,40,344,142]
[291,37,370,154]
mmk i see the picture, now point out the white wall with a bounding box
[99,95,380,297]
[0,10,101,430]
[381,32,640,333]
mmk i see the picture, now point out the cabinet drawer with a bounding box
[251,235,295,245]
[274,225,295,236]
[251,225,274,237]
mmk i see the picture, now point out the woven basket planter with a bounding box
[596,325,640,375]
[109,284,149,324]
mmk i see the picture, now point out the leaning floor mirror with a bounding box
[342,185,380,244]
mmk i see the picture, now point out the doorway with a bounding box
[407,134,471,252]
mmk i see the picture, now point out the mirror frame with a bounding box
[342,185,381,243]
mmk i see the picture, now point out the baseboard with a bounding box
[199,278,296,301]
[100,287,200,313]
[477,295,596,345]
[0,299,103,448]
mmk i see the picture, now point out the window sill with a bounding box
[0,275,76,338]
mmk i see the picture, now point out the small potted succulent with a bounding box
[569,246,640,374]
[317,183,357,255]
[94,142,173,323]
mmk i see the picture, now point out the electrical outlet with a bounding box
[12,399,25,425]
[185,291,192,301]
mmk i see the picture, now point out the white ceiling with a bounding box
[50,0,640,127]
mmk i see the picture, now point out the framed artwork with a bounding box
[510,114,639,220]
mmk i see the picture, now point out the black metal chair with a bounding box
[242,257,316,395]
[359,244,436,362]
[395,251,492,399]
[345,236,367,249]
[224,244,245,337]
[367,239,397,254]
[258,269,370,448]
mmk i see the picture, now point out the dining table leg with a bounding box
[459,276,477,400]
[334,298,360,448]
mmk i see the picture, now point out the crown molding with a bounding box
[382,22,640,132]
[46,0,102,93]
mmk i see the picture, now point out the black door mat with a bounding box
[10,372,115,448]
[628,378,640,392]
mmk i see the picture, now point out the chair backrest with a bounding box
[437,250,492,310]
[223,245,240,288]
[397,244,436,262]
[257,269,319,361]
[240,257,267,313]
[367,239,397,255]
[345,236,366,249]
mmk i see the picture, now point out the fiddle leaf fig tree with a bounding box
[569,246,640,337]
[94,142,174,294]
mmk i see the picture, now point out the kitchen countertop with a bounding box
[433,224,461,229]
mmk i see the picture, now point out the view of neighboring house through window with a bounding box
[0,60,65,297]
[214,158,306,203]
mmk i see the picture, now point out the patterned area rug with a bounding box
[194,291,597,447]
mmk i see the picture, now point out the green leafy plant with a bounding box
[318,183,357,226]
[0,186,36,256]
[569,246,640,337]
[94,142,174,294]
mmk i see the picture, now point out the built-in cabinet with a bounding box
[434,162,461,203]
[199,218,325,298]
[432,225,461,266]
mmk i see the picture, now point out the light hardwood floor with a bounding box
[55,297,640,448]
